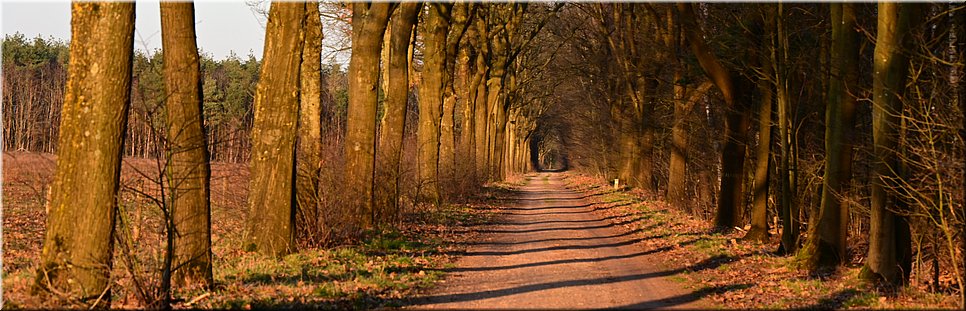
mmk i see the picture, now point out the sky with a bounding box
[1,0,270,60]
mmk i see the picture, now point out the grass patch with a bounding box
[198,227,453,309]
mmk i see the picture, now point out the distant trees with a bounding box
[35,2,135,306]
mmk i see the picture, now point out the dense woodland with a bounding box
[2,1,965,309]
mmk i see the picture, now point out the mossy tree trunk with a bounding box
[246,2,305,256]
[160,1,212,287]
[35,2,135,306]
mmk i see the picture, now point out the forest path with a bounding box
[409,172,705,309]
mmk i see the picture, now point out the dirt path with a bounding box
[410,172,706,309]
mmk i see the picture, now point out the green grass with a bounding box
[201,226,455,308]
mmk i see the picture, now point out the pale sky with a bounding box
[1,0,271,60]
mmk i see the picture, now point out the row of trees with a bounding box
[539,2,964,303]
[26,1,564,307]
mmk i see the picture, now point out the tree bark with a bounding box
[746,80,773,242]
[246,2,305,256]
[417,3,452,205]
[160,0,212,287]
[35,2,135,306]
[861,2,921,286]
[799,2,859,271]
[295,1,324,238]
[377,2,419,221]
[776,2,800,255]
[678,3,751,229]
[345,3,391,231]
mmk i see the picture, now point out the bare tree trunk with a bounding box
[377,2,419,221]
[345,3,391,232]
[678,3,751,229]
[799,2,859,271]
[776,2,800,255]
[417,3,452,205]
[295,1,324,238]
[246,2,305,256]
[746,68,773,242]
[458,27,478,182]
[35,3,135,306]
[862,2,921,286]
[160,0,212,287]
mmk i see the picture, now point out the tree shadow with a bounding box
[499,212,649,226]
[473,215,644,234]
[496,202,594,212]
[466,223,660,246]
[607,283,755,309]
[792,289,863,310]
[406,253,748,307]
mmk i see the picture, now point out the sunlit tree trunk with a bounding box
[458,25,479,182]
[35,3,134,306]
[160,0,212,287]
[439,3,468,188]
[295,1,323,236]
[246,2,304,256]
[474,48,491,179]
[345,3,392,230]
[376,3,419,222]
[799,2,858,271]
[861,2,921,286]
[417,3,451,205]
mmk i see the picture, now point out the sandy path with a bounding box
[409,172,706,309]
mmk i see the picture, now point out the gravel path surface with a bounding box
[411,172,706,309]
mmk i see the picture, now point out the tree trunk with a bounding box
[35,2,135,306]
[474,51,490,179]
[678,3,751,229]
[246,2,305,257]
[776,2,800,255]
[668,69,687,209]
[746,75,773,242]
[295,1,324,237]
[799,2,858,271]
[160,0,212,287]
[458,29,478,182]
[746,9,775,242]
[439,3,468,189]
[417,3,451,205]
[345,3,391,231]
[861,2,921,286]
[377,2,419,222]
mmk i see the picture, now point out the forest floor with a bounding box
[2,151,961,309]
